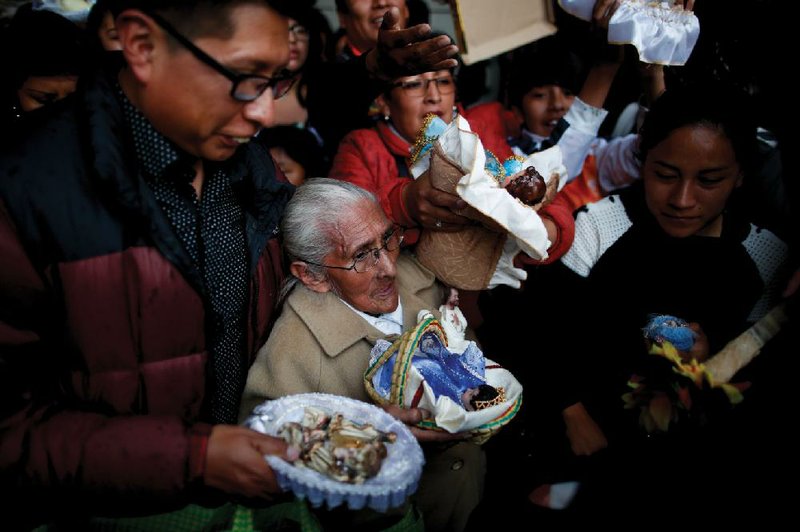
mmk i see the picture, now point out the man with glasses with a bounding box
[241,178,485,532]
[0,0,457,527]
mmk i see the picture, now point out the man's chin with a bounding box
[202,144,239,162]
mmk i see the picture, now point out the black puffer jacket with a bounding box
[0,65,293,519]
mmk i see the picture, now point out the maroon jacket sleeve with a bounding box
[0,200,210,501]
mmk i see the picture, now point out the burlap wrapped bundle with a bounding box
[414,142,508,291]
[410,114,566,290]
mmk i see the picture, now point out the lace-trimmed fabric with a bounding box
[559,0,700,65]
[742,225,789,322]
[561,194,632,277]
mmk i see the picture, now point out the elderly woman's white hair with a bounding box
[280,178,379,299]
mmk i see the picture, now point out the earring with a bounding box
[383,114,390,122]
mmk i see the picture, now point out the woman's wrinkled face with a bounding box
[643,124,742,238]
[381,70,456,143]
[322,201,400,315]
[16,75,79,112]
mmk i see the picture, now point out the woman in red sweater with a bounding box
[329,67,574,264]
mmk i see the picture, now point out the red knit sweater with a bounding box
[329,102,574,265]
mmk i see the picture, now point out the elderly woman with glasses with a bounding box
[240,178,486,532]
[328,52,574,266]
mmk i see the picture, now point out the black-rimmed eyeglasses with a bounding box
[304,226,405,273]
[148,11,296,102]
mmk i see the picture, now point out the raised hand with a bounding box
[366,6,459,81]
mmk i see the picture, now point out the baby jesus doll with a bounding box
[430,288,505,411]
[408,113,567,291]
[366,288,516,435]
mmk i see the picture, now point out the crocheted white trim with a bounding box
[560,195,632,277]
[742,225,788,322]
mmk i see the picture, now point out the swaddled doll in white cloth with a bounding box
[409,114,568,290]
[559,0,700,65]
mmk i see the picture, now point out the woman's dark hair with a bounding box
[258,126,327,177]
[87,0,112,35]
[1,3,89,91]
[86,0,113,51]
[290,2,331,107]
[637,82,758,176]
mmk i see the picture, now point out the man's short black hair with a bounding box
[108,0,299,40]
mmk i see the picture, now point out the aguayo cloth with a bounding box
[559,0,700,65]
[371,331,486,410]
[365,314,522,439]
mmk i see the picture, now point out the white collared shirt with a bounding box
[341,298,404,336]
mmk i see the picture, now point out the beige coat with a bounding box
[240,254,484,532]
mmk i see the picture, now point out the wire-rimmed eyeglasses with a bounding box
[304,226,405,273]
[148,11,296,102]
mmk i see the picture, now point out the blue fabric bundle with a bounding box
[642,314,696,352]
[372,331,487,407]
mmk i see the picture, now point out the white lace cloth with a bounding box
[245,393,424,512]
[559,0,700,65]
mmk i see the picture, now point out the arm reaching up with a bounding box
[365,7,459,81]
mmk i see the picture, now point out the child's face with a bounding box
[270,146,306,186]
[518,84,575,137]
